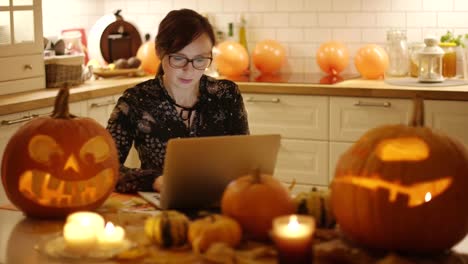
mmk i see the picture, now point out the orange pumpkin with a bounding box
[221,170,295,241]
[331,98,468,253]
[188,214,242,253]
[1,86,119,218]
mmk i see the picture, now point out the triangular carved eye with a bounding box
[80,136,110,163]
[28,135,64,164]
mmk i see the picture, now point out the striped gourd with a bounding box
[144,210,190,248]
[293,187,336,229]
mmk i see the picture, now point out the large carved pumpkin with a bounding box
[1,87,119,218]
[331,98,468,253]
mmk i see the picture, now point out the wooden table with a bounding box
[1,194,468,264]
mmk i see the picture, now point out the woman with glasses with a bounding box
[107,9,250,193]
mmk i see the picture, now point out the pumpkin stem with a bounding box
[251,168,262,183]
[51,84,76,119]
[410,97,424,127]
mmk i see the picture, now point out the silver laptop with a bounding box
[139,134,281,210]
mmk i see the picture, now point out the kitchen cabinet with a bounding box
[425,99,468,146]
[0,102,84,204]
[85,94,119,126]
[244,94,416,190]
[0,0,45,95]
[243,93,329,193]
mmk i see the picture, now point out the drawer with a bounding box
[0,76,45,96]
[0,54,44,82]
[244,94,328,140]
[330,96,412,142]
[274,139,329,186]
[425,99,468,146]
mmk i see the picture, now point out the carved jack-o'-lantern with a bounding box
[331,98,468,253]
[1,87,119,218]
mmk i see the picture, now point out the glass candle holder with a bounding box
[272,215,315,264]
[418,37,444,83]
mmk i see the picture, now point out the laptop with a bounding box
[139,134,281,210]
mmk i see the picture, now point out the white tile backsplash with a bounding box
[42,0,468,73]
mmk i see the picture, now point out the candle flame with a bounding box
[288,215,300,229]
[105,222,115,233]
[425,192,432,202]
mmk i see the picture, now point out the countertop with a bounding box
[2,74,468,116]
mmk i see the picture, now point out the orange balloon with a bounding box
[215,41,249,76]
[316,41,349,75]
[354,44,389,79]
[136,41,160,74]
[252,40,286,74]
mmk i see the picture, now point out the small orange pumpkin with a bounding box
[188,214,242,253]
[331,98,468,253]
[221,170,295,241]
[1,86,119,218]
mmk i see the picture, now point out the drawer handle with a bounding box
[354,101,391,108]
[23,64,33,70]
[90,100,116,108]
[0,112,50,126]
[246,97,280,103]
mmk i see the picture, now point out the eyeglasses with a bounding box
[168,54,213,70]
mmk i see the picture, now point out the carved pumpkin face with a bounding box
[1,88,119,218]
[331,99,468,253]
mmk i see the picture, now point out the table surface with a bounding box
[1,195,468,264]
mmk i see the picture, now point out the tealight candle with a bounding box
[272,215,315,264]
[97,222,126,250]
[63,212,105,254]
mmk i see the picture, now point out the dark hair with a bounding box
[155,9,215,76]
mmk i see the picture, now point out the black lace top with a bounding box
[106,74,250,193]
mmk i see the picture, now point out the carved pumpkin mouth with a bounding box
[334,176,452,207]
[18,168,114,207]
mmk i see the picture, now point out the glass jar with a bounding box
[386,29,409,77]
[409,42,425,77]
[439,42,457,78]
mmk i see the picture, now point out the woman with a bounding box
[107,9,250,193]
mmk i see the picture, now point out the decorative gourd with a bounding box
[1,86,119,218]
[188,214,242,253]
[293,187,335,229]
[144,210,190,248]
[331,98,468,253]
[221,170,295,241]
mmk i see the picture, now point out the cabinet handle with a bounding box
[354,101,391,108]
[245,97,280,103]
[1,112,51,126]
[23,64,33,70]
[90,100,116,108]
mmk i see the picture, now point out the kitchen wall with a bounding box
[42,0,468,74]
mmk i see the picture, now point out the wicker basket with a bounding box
[44,54,85,88]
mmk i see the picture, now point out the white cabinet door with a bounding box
[329,141,353,183]
[330,96,413,142]
[425,100,468,146]
[85,95,117,127]
[244,94,329,140]
[275,139,329,186]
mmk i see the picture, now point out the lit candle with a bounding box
[272,215,315,264]
[97,222,126,250]
[63,212,105,254]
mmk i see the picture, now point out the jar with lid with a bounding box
[386,29,409,77]
[439,42,457,78]
[408,42,425,77]
[418,37,444,83]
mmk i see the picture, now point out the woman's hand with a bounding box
[153,176,164,192]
